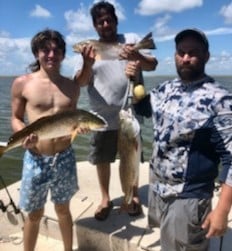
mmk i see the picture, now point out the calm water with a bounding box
[0,75,232,188]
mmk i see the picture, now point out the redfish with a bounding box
[0,109,107,157]
[118,108,141,209]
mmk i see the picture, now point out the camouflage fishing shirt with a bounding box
[135,75,232,199]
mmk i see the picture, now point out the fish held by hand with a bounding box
[73,32,156,60]
[118,108,141,211]
[0,109,107,157]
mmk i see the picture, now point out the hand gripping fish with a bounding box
[0,109,107,157]
[73,32,156,60]
[118,108,141,211]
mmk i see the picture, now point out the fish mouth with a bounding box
[92,121,108,131]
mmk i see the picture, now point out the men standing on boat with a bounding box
[11,29,81,251]
[134,28,232,251]
[75,1,157,220]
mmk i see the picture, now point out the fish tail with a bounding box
[135,32,156,50]
[138,38,155,50]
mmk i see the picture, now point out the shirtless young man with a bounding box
[11,29,80,251]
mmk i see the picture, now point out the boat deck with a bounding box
[0,160,232,251]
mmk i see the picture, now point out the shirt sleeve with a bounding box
[212,95,232,187]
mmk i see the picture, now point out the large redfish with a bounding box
[118,108,141,210]
[0,109,107,157]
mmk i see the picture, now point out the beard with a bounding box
[176,64,205,82]
[98,28,117,42]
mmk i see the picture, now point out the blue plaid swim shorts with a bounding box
[19,146,78,212]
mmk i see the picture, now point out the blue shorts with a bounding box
[19,146,78,212]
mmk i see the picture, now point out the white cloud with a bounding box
[30,4,52,18]
[0,30,10,38]
[153,27,232,43]
[207,50,232,74]
[220,2,232,24]
[136,0,203,15]
[151,14,172,36]
[64,3,93,33]
[64,3,97,50]
[205,27,232,36]
[62,54,83,77]
[0,37,33,75]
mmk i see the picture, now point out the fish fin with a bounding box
[71,129,79,142]
[0,145,7,158]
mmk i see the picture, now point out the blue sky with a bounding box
[0,0,232,76]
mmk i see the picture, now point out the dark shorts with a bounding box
[88,130,118,164]
[19,147,78,212]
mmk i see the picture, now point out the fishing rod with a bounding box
[0,175,24,227]
[0,175,20,214]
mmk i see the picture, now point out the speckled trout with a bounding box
[0,109,107,157]
[118,108,141,209]
[73,32,156,60]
